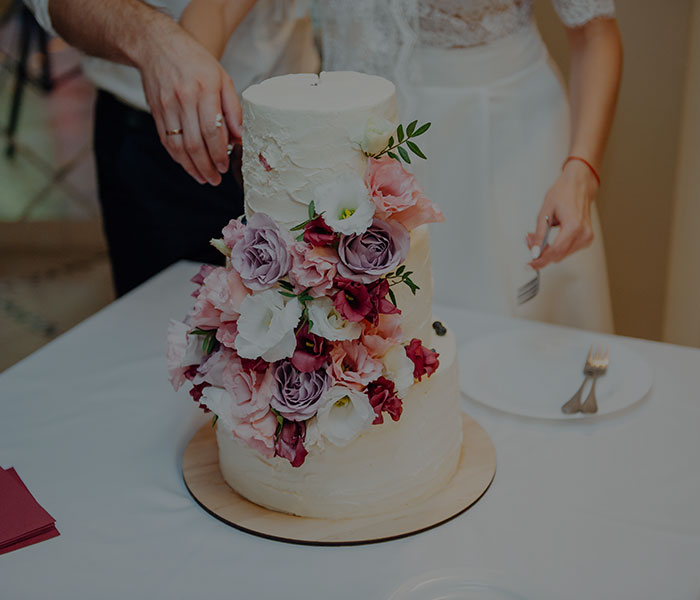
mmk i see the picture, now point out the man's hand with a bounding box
[139,30,242,186]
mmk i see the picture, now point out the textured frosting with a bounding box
[242,71,397,228]
[217,326,462,518]
[397,225,434,342]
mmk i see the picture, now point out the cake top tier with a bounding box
[241,71,398,228]
[242,71,396,113]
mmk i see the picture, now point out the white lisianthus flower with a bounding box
[360,115,396,156]
[381,345,415,395]
[234,289,302,362]
[304,416,324,451]
[316,385,375,447]
[314,174,375,236]
[308,297,362,341]
[200,386,235,430]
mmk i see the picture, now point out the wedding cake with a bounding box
[167,71,463,519]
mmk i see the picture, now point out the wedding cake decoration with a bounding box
[168,72,463,519]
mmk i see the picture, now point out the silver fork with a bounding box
[580,345,609,414]
[561,345,609,414]
[517,216,551,305]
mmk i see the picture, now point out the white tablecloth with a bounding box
[1,262,699,599]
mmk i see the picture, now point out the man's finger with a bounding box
[221,76,242,143]
[181,102,221,186]
[199,94,229,174]
[154,108,207,184]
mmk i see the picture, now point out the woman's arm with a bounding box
[528,18,623,269]
[179,0,257,59]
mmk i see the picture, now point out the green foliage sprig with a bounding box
[373,120,431,164]
[290,200,323,241]
[191,327,217,354]
[384,265,420,306]
[278,281,315,329]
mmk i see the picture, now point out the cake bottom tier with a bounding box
[216,322,463,519]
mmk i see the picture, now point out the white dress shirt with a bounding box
[25,0,319,112]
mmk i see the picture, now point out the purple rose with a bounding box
[275,420,308,468]
[271,360,329,421]
[337,218,410,283]
[230,213,291,291]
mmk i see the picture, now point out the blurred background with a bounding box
[1,0,699,372]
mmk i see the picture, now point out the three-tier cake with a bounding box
[168,72,463,519]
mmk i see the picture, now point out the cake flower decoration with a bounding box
[358,115,396,156]
[313,173,375,236]
[316,385,375,447]
[270,360,330,421]
[307,297,362,341]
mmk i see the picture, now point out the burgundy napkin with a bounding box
[0,467,59,555]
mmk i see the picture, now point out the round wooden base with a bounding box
[182,413,496,546]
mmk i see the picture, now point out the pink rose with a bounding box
[365,157,443,230]
[288,242,339,297]
[187,294,221,330]
[201,267,250,320]
[405,338,440,381]
[216,321,238,349]
[367,376,403,425]
[329,340,383,390]
[223,360,274,422]
[231,409,277,459]
[222,217,245,249]
[194,347,236,387]
[190,264,215,297]
[361,313,403,358]
[166,320,189,390]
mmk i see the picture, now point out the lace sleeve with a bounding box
[551,0,616,28]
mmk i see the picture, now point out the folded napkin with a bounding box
[0,467,59,555]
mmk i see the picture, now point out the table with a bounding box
[2,261,699,599]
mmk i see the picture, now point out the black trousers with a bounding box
[93,91,244,297]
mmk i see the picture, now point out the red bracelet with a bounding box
[562,155,601,187]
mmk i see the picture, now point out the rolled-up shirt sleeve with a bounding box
[23,0,57,36]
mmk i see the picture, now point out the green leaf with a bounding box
[279,291,298,298]
[396,265,405,276]
[398,146,411,163]
[403,271,413,277]
[308,200,316,220]
[203,334,216,354]
[296,232,305,241]
[290,218,311,232]
[413,122,431,137]
[387,135,394,148]
[397,124,405,143]
[406,120,418,137]
[407,140,427,159]
[387,151,399,161]
[388,287,397,307]
[211,415,219,427]
[278,280,295,291]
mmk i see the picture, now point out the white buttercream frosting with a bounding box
[217,326,462,519]
[242,72,397,228]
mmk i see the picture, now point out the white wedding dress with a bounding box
[318,0,615,332]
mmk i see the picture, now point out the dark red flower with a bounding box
[189,382,211,413]
[275,420,308,468]
[333,276,373,322]
[405,338,440,381]
[240,357,268,373]
[367,376,403,425]
[184,365,199,381]
[291,323,330,373]
[364,279,400,326]
[303,216,337,247]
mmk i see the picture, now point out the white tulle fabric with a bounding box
[319,0,615,77]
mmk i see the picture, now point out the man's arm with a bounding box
[26,0,242,185]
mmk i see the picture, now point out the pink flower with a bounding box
[187,294,221,330]
[240,357,268,373]
[190,264,215,297]
[361,313,403,358]
[365,157,443,230]
[303,216,337,247]
[232,409,277,458]
[275,420,308,468]
[216,322,238,349]
[222,360,274,422]
[201,266,250,320]
[194,347,236,387]
[329,340,383,390]
[367,376,403,425]
[291,323,330,373]
[222,217,246,249]
[405,338,440,381]
[288,242,339,297]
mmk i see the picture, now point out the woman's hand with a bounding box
[138,27,242,186]
[526,160,599,270]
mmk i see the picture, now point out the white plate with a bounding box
[458,327,653,420]
[388,569,529,600]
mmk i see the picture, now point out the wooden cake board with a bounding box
[182,413,496,546]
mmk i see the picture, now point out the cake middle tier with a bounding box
[398,225,434,343]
